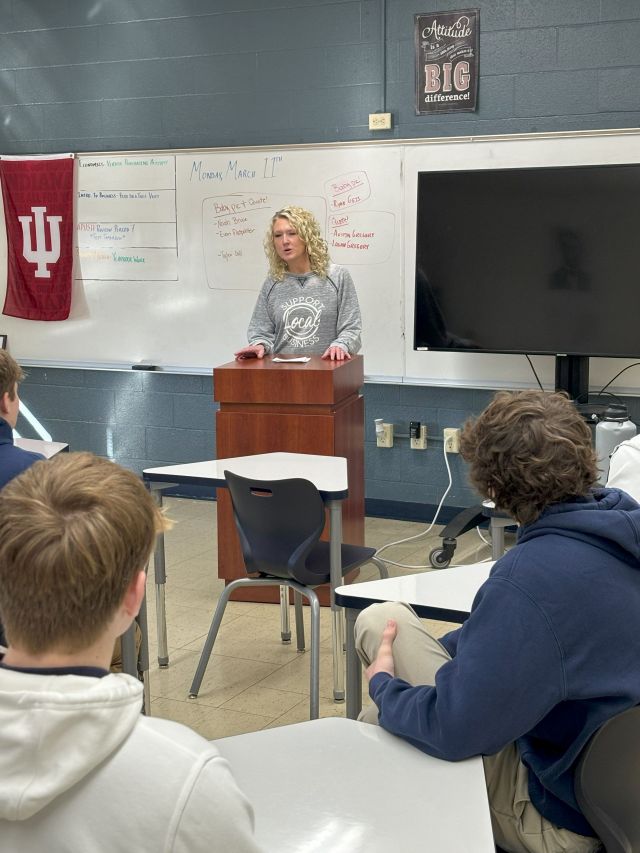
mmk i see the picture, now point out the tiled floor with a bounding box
[144,497,498,739]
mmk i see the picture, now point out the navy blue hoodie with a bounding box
[0,418,44,490]
[369,488,640,836]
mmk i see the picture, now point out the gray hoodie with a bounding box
[247,263,361,355]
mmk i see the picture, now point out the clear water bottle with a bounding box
[595,404,637,484]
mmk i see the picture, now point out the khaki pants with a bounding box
[355,602,601,853]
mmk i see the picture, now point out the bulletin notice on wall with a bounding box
[415,9,479,115]
[75,155,178,281]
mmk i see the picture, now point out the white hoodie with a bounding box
[0,668,263,853]
[607,434,640,502]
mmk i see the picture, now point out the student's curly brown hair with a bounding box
[460,390,598,526]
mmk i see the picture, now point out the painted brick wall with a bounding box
[1,1,639,152]
[18,367,216,470]
[4,1,640,518]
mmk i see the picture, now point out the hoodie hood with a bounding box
[0,669,142,820]
[518,487,640,565]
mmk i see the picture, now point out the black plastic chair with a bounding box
[575,706,640,853]
[188,471,387,718]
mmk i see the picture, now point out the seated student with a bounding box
[606,432,640,502]
[0,351,138,670]
[0,350,45,649]
[0,453,262,853]
[356,390,640,853]
[0,349,44,490]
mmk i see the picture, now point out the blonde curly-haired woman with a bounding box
[234,206,361,361]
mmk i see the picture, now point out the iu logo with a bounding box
[18,206,62,278]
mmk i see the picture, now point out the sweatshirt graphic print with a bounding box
[247,264,361,355]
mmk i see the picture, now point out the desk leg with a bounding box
[121,624,137,677]
[151,488,169,668]
[490,518,506,562]
[328,499,345,702]
[120,592,151,715]
[345,607,362,719]
[137,591,151,715]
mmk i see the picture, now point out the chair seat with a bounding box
[258,541,378,586]
[306,541,378,581]
[574,705,640,853]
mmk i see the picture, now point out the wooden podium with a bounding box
[214,355,365,604]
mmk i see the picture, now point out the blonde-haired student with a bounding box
[0,452,263,853]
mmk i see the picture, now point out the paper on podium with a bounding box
[272,356,311,363]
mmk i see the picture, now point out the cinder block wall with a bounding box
[4,0,640,518]
[2,1,638,151]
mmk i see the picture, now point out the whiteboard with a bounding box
[2,130,640,389]
[0,144,404,379]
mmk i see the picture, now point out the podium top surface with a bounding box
[214,354,363,405]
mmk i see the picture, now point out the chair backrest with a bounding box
[224,470,326,584]
[574,705,640,853]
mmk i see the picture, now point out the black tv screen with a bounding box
[414,163,640,358]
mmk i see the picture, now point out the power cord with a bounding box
[373,440,492,570]
[476,526,490,547]
[596,362,640,398]
[525,355,545,391]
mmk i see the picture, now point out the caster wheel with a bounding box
[429,547,451,569]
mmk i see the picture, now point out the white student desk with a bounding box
[14,438,69,457]
[143,452,350,700]
[335,561,493,719]
[214,717,495,853]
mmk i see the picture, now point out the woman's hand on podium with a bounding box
[234,344,266,360]
[321,345,351,361]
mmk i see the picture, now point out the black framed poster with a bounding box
[415,10,479,115]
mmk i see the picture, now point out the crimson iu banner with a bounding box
[0,154,74,321]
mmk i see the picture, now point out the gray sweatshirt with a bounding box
[247,264,361,355]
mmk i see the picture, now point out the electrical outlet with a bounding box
[410,424,427,450]
[377,423,394,448]
[443,427,461,453]
[368,112,392,130]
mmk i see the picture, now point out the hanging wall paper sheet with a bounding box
[76,155,177,282]
[415,9,479,115]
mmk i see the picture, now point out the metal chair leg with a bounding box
[189,579,238,698]
[280,584,291,643]
[307,589,321,719]
[190,574,321,718]
[293,589,305,651]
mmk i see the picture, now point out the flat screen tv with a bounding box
[414,163,640,400]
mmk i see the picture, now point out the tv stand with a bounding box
[555,354,589,403]
[554,354,610,423]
